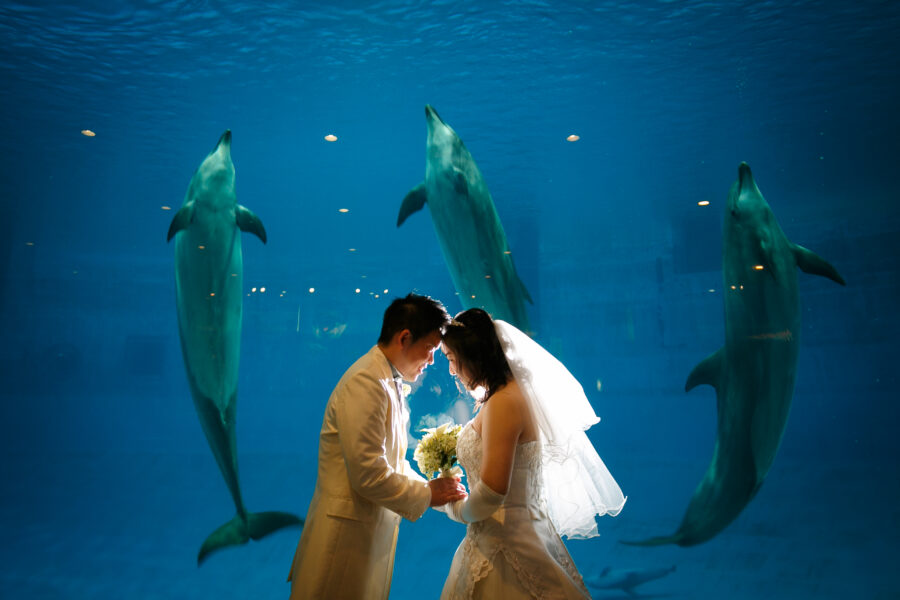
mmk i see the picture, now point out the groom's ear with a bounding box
[397,329,413,348]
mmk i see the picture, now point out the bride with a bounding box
[438,309,626,599]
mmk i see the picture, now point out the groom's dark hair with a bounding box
[378,293,451,344]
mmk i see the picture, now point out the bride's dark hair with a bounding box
[442,308,512,404]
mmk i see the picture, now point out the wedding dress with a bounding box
[439,422,591,600]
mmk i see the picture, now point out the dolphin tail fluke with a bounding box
[236,205,267,243]
[685,348,724,392]
[247,510,304,541]
[398,183,427,226]
[197,511,303,565]
[167,202,195,241]
[791,243,845,285]
[197,514,250,565]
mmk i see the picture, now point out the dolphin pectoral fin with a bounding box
[197,510,304,565]
[398,183,428,226]
[236,205,267,244]
[685,348,724,392]
[792,243,845,285]
[167,202,194,241]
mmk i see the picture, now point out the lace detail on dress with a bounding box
[458,536,494,598]
[456,422,543,504]
[455,422,483,484]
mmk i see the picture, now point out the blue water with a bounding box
[1,1,898,598]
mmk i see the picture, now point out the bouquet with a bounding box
[414,422,464,480]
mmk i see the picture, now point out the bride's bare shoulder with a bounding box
[489,379,525,407]
[483,380,528,424]
[484,380,538,442]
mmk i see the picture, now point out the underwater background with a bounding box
[1,1,898,598]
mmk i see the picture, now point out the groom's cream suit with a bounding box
[288,345,432,600]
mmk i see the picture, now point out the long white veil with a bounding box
[494,320,625,539]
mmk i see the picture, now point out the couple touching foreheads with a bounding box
[288,294,626,600]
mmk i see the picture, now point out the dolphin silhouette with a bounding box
[168,130,302,564]
[626,163,845,546]
[399,105,533,331]
[585,565,676,597]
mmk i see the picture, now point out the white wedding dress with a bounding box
[440,422,591,600]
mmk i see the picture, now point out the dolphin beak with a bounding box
[737,162,758,196]
[738,162,753,189]
[425,105,444,125]
[218,129,232,148]
[210,130,232,162]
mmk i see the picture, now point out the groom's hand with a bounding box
[427,477,467,507]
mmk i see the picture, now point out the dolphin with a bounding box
[398,105,533,331]
[626,163,845,546]
[585,565,676,597]
[168,130,302,564]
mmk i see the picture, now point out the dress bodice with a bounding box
[442,422,590,599]
[456,422,543,511]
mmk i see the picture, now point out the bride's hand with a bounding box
[428,476,467,507]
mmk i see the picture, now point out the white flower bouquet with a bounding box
[414,422,464,480]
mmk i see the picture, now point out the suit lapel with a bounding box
[373,346,408,466]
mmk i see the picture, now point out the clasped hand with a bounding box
[428,476,467,506]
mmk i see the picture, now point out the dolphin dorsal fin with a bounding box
[791,243,845,286]
[236,205,267,244]
[686,348,724,392]
[167,202,194,241]
[398,183,427,226]
[517,273,533,304]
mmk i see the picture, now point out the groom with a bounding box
[288,293,467,600]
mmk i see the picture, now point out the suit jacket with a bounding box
[288,345,432,600]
